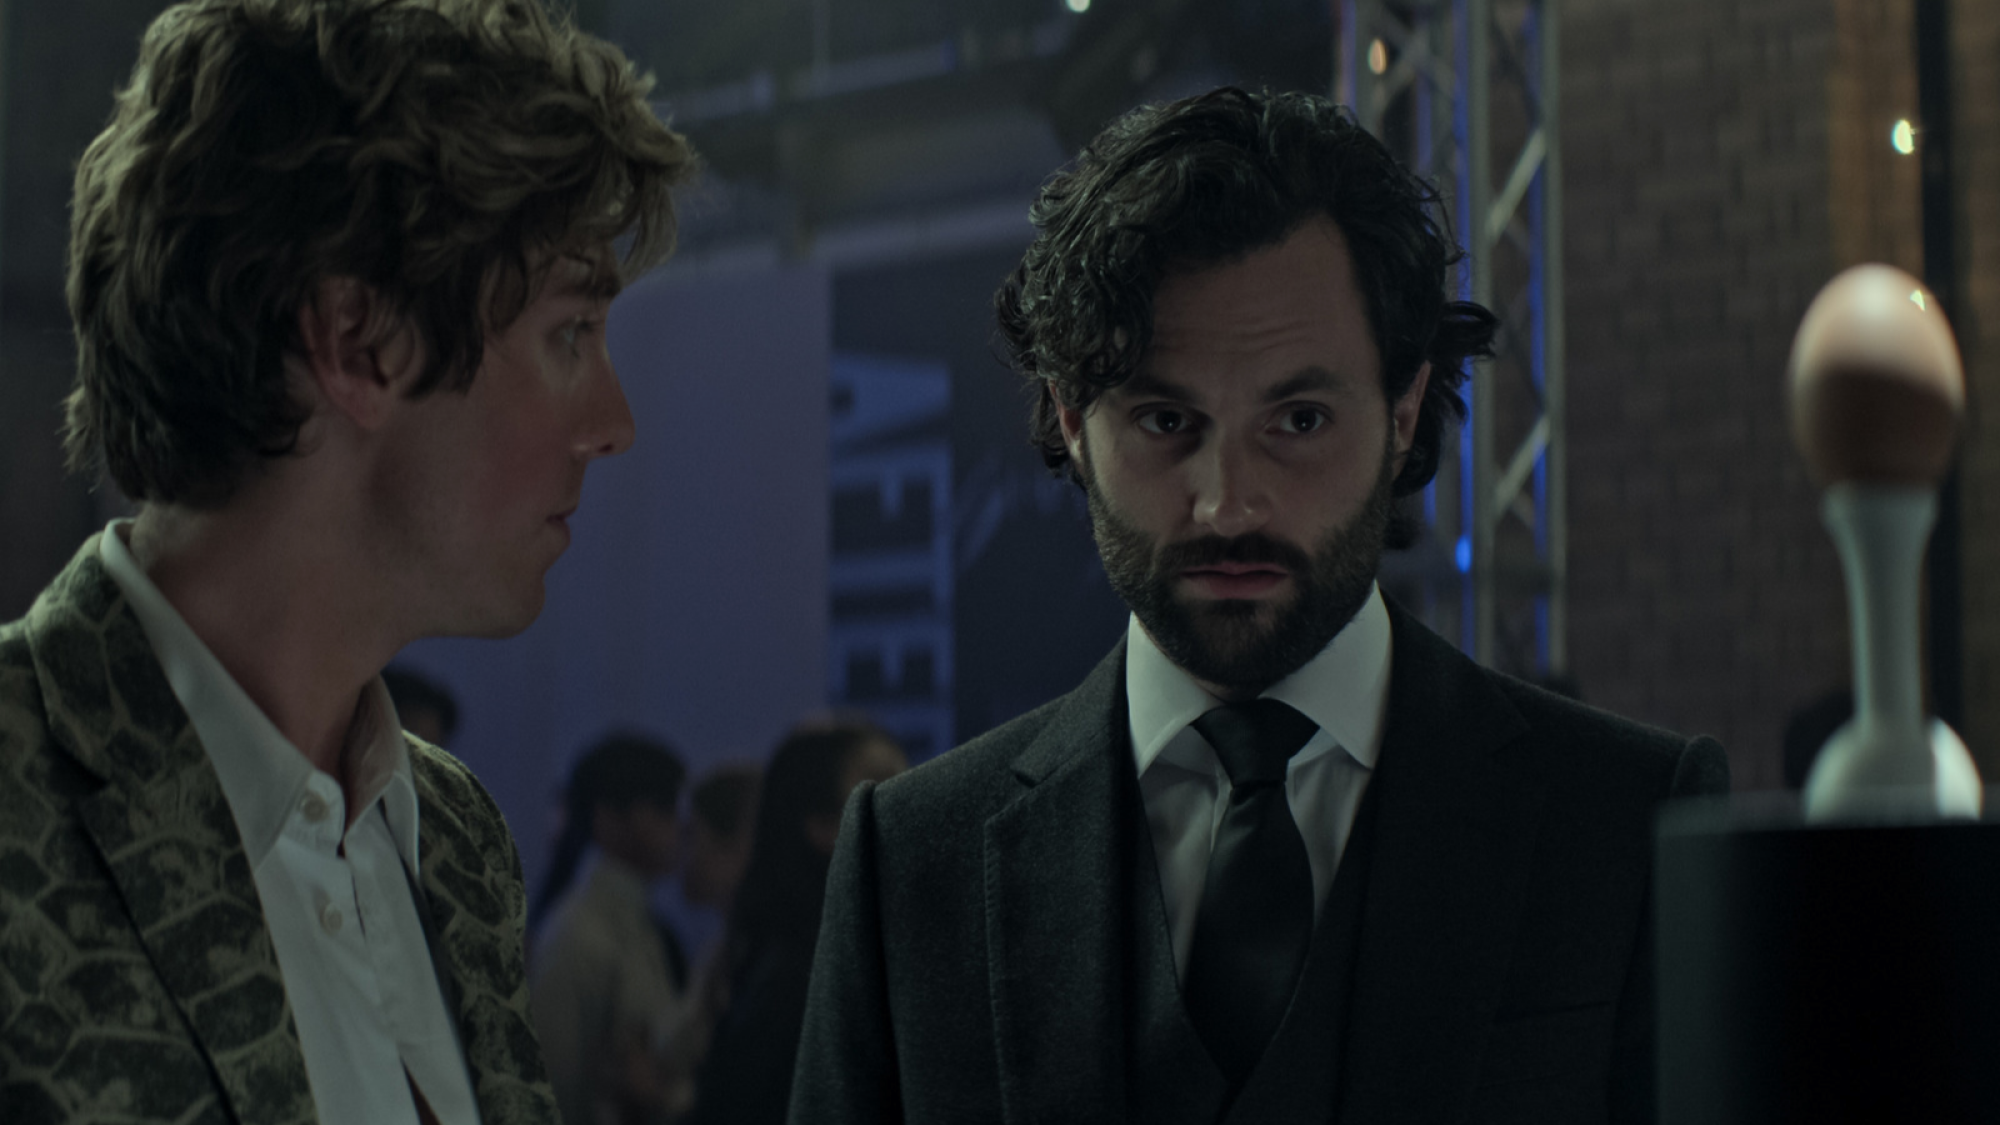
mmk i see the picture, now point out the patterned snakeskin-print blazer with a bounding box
[0,537,560,1124]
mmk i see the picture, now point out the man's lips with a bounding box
[1180,563,1290,598]
[549,507,576,543]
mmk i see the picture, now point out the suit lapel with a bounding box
[29,539,316,1125]
[409,743,558,1125]
[984,642,1132,1125]
[1339,603,1546,1123]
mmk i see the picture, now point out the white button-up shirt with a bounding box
[100,521,482,1125]
[1127,583,1392,980]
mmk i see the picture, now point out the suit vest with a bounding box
[1123,768,1382,1125]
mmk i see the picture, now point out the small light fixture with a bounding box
[1368,38,1389,75]
[1891,119,1917,155]
[1065,0,1089,12]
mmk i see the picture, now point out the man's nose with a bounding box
[580,361,636,459]
[1190,434,1270,539]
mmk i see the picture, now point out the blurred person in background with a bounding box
[683,718,906,1125]
[0,0,692,1121]
[683,764,762,914]
[531,732,693,1125]
[659,764,764,1112]
[383,664,461,749]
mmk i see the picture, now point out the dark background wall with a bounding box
[1,0,1995,907]
[1953,0,2000,769]
[1562,0,1997,788]
[0,0,163,619]
[1562,0,1852,791]
[830,249,1129,742]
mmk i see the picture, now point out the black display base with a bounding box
[1656,794,2000,1125]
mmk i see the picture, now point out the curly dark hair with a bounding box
[63,0,699,508]
[995,86,1496,501]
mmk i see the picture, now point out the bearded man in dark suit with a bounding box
[789,87,1729,1125]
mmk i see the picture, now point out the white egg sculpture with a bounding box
[1789,264,1978,820]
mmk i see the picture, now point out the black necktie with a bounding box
[1183,699,1319,1085]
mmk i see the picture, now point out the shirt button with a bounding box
[320,904,344,934]
[302,793,330,823]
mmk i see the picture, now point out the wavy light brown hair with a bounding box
[64,0,698,507]
[995,86,1497,506]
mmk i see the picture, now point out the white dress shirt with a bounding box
[100,521,482,1125]
[1127,583,1393,980]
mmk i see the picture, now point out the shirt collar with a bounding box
[1127,582,1394,776]
[98,520,420,868]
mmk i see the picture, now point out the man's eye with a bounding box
[1137,410,1190,435]
[1279,408,1328,435]
[562,318,601,355]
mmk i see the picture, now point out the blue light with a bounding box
[1455,536,1472,573]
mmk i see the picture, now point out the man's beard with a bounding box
[1085,439,1396,697]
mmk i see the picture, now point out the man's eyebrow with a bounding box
[1262,366,1343,402]
[1112,366,1350,403]
[1114,371,1195,401]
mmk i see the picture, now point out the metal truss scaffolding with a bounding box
[1340,0,1566,679]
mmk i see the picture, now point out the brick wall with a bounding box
[1827,0,1922,275]
[1562,0,1851,789]
[1561,0,1995,787]
[1952,0,2000,770]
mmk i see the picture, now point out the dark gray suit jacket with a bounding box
[789,603,1729,1125]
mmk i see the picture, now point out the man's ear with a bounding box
[295,277,424,431]
[1052,385,1087,466]
[1391,361,1431,469]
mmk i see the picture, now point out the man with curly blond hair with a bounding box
[0,0,694,1121]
